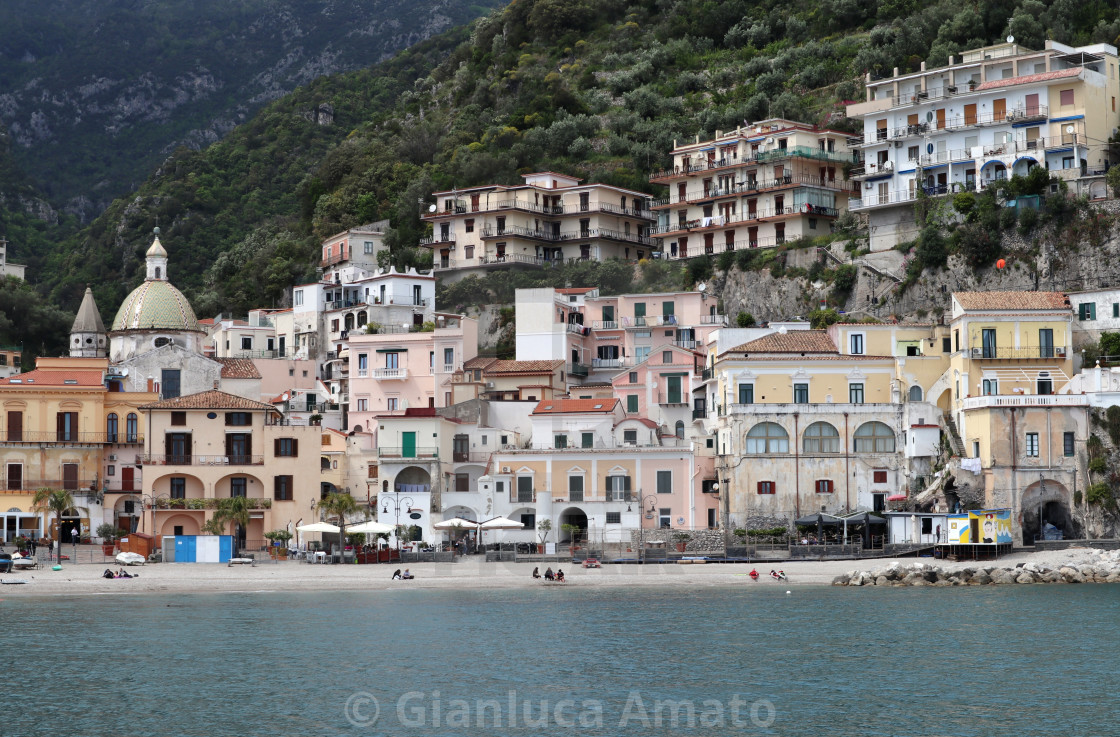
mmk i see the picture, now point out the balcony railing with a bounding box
[659,394,689,406]
[653,174,845,209]
[648,146,853,180]
[371,367,409,380]
[0,478,97,491]
[424,199,654,220]
[692,408,708,420]
[567,322,589,334]
[377,447,440,459]
[967,347,1066,360]
[666,236,786,259]
[480,224,653,247]
[672,339,702,349]
[962,394,1088,410]
[140,455,265,466]
[569,362,589,377]
[419,232,456,246]
[593,320,619,330]
[228,349,292,360]
[0,431,143,444]
[152,497,273,510]
[452,451,491,463]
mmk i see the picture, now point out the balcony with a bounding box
[648,146,853,181]
[591,357,626,369]
[672,339,702,350]
[0,478,97,492]
[967,347,1066,360]
[652,174,847,210]
[566,322,589,334]
[659,394,689,406]
[624,315,678,328]
[419,232,456,247]
[371,367,409,380]
[692,408,708,420]
[378,446,440,459]
[0,431,143,444]
[480,224,653,247]
[592,320,619,330]
[452,451,491,463]
[569,362,589,377]
[724,402,898,415]
[666,236,786,260]
[140,455,265,466]
[962,394,1088,410]
[700,314,728,326]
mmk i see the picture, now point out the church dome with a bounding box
[111,280,201,332]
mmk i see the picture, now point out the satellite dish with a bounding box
[697,282,706,292]
[1066,125,1075,134]
[1007,35,1015,44]
[427,204,437,213]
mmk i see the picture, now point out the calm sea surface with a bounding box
[4,584,1118,736]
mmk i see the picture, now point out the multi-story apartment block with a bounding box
[0,345,22,380]
[319,221,390,275]
[420,172,655,281]
[515,287,726,382]
[649,120,856,258]
[450,358,567,404]
[847,41,1120,250]
[610,343,703,443]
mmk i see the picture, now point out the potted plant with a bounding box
[96,523,122,555]
[672,532,691,553]
[264,530,293,559]
[561,523,581,555]
[309,413,323,426]
[536,519,552,554]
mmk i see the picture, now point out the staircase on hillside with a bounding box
[941,411,966,457]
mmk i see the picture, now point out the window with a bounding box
[1059,88,1074,106]
[226,412,251,426]
[942,337,952,353]
[661,351,672,364]
[629,372,638,384]
[626,395,638,413]
[171,411,187,426]
[500,435,508,445]
[849,383,864,404]
[802,422,839,453]
[1026,432,1039,457]
[1037,372,1053,395]
[170,477,186,499]
[853,422,896,452]
[241,336,252,350]
[1079,303,1096,321]
[658,508,671,529]
[568,474,584,502]
[982,378,998,396]
[107,465,115,476]
[106,413,118,443]
[757,481,775,495]
[387,398,398,411]
[56,411,77,441]
[581,432,593,449]
[815,479,834,494]
[606,475,632,501]
[331,319,339,332]
[358,353,369,375]
[623,430,637,444]
[850,334,864,355]
[793,383,809,403]
[294,290,304,306]
[363,241,374,254]
[982,328,997,358]
[126,413,138,443]
[873,470,888,484]
[230,477,247,498]
[1064,432,1075,456]
[554,434,568,449]
[908,385,923,401]
[274,475,294,501]
[737,384,754,405]
[357,398,368,412]
[465,219,474,233]
[635,346,650,364]
[275,438,298,457]
[746,422,789,454]
[657,470,672,494]
[1039,329,1054,358]
[444,348,454,366]
[606,512,621,524]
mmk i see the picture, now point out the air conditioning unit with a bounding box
[108,454,117,461]
[970,348,984,358]
[894,141,903,148]
[1056,347,1067,357]
[485,382,495,388]
[501,466,511,473]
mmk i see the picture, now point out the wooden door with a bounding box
[122,467,135,492]
[1025,93,1039,116]
[993,98,1006,122]
[964,103,977,126]
[935,108,946,130]
[62,463,79,490]
[402,432,416,458]
[6,463,21,491]
[6,411,20,442]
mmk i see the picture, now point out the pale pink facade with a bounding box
[610,343,702,439]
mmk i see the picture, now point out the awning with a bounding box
[375,348,407,352]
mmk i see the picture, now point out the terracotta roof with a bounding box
[954,291,1069,311]
[140,390,277,411]
[216,358,262,379]
[556,288,597,294]
[974,67,1081,91]
[532,398,619,414]
[463,356,497,370]
[732,330,837,354]
[487,359,564,374]
[0,369,104,387]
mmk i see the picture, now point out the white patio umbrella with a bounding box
[296,522,341,533]
[432,518,478,530]
[478,516,524,530]
[347,520,395,535]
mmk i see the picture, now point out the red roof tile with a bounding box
[974,67,1081,91]
[732,330,837,354]
[532,398,619,414]
[486,359,564,375]
[140,390,277,411]
[216,358,262,379]
[953,291,1069,311]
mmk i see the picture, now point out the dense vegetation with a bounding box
[13,0,1120,333]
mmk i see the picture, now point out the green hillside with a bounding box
[46,0,1120,319]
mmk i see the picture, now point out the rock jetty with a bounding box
[833,549,1120,586]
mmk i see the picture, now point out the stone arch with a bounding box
[1019,478,1074,544]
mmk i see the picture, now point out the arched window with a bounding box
[126,413,138,443]
[674,420,684,439]
[745,422,789,454]
[321,456,331,471]
[155,267,161,279]
[357,311,367,326]
[908,385,923,402]
[802,422,839,453]
[106,413,118,443]
[854,422,895,453]
[154,337,171,348]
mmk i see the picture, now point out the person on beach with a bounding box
[102,569,115,579]
[544,567,554,580]
[555,569,565,582]
[392,569,402,580]
[29,537,37,556]
[532,567,541,579]
[402,569,414,580]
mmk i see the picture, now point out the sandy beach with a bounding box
[1,546,1113,597]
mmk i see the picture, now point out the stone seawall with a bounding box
[834,548,1120,586]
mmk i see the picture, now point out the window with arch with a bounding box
[125,413,138,443]
[106,413,118,443]
[853,422,896,452]
[675,420,684,439]
[154,337,171,348]
[802,422,840,453]
[745,422,789,454]
[908,385,923,402]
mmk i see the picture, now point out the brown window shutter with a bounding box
[756,481,762,493]
[274,438,280,455]
[225,434,234,456]
[292,439,298,457]
[273,476,280,497]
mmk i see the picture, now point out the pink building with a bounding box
[610,343,703,442]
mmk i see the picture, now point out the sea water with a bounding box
[4,584,1118,736]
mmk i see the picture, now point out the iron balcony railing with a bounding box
[140,454,265,466]
[378,447,440,459]
[967,346,1066,359]
[0,431,143,444]
[0,478,97,491]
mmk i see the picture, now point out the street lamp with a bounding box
[381,495,415,552]
[140,493,169,537]
[627,494,658,564]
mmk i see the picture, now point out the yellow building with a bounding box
[0,357,156,542]
[137,390,320,551]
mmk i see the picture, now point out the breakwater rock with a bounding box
[832,549,1120,586]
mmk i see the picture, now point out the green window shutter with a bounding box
[581,432,593,448]
[657,470,672,494]
[627,394,638,413]
[1113,303,1118,318]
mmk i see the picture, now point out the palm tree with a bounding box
[32,488,78,562]
[213,496,252,556]
[319,492,358,561]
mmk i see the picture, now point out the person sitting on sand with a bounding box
[117,568,133,578]
[392,569,402,580]
[401,569,414,580]
[544,567,554,581]
[103,568,115,579]
[555,569,565,582]
[532,567,541,579]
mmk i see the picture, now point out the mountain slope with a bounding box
[0,0,507,219]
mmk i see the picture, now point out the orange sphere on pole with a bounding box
[996,258,1006,269]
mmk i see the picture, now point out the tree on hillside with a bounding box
[0,276,74,363]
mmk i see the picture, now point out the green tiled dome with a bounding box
[111,279,201,332]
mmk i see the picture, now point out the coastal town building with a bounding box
[0,238,27,281]
[847,40,1120,250]
[649,120,856,259]
[419,172,655,281]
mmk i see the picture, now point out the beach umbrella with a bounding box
[432,518,478,530]
[296,522,341,533]
[478,517,523,529]
[347,520,395,535]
